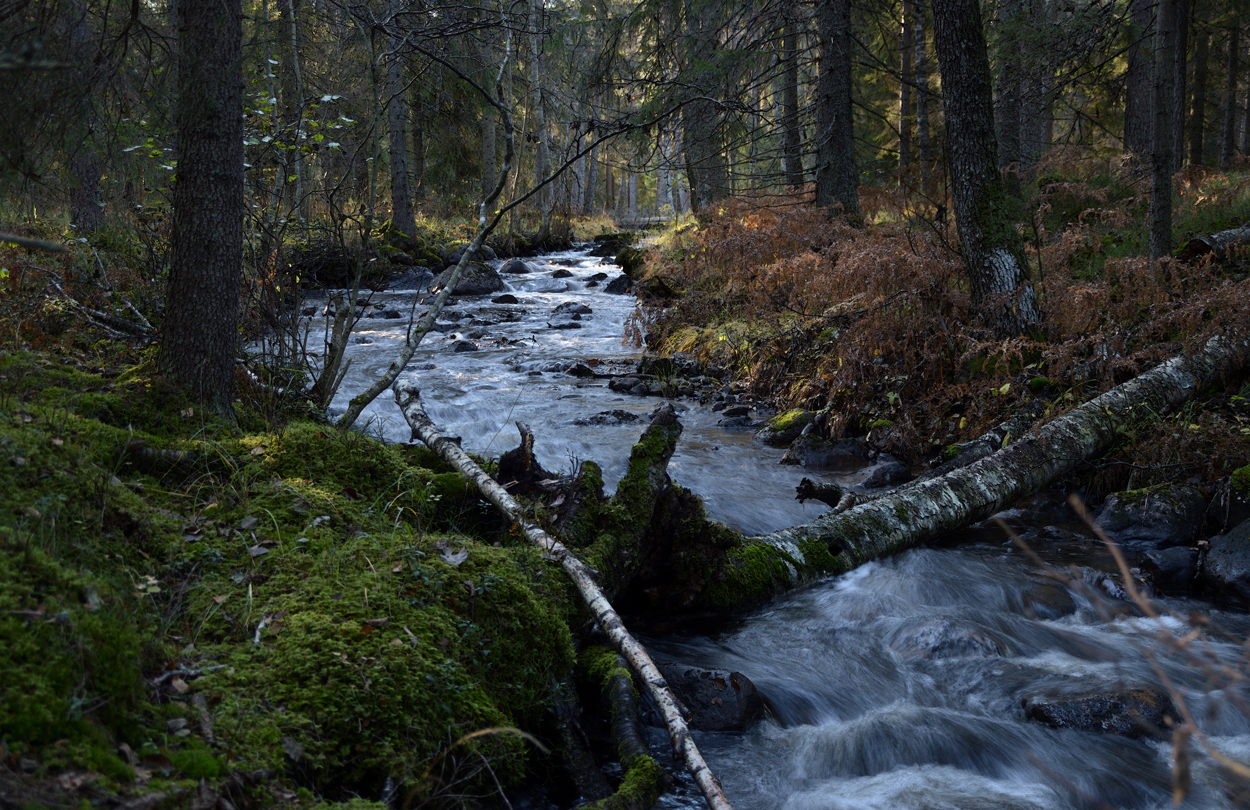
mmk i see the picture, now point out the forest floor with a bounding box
[1,150,1249,809]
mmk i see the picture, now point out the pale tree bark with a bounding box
[915,0,933,166]
[639,336,1248,615]
[900,0,914,171]
[386,0,415,237]
[159,0,244,419]
[932,0,1039,334]
[392,387,735,810]
[1124,0,1154,155]
[1150,0,1176,260]
[1187,24,1210,166]
[782,11,804,186]
[1219,24,1239,166]
[814,0,861,218]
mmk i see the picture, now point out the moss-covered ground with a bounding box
[0,349,581,808]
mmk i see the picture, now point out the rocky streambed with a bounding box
[310,241,1250,809]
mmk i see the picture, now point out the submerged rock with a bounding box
[572,410,643,426]
[890,620,1005,660]
[1016,583,1077,620]
[654,662,764,732]
[780,435,868,468]
[1093,483,1206,547]
[553,302,593,317]
[1023,689,1176,739]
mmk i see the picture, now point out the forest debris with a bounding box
[393,379,735,810]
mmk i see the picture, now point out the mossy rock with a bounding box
[614,246,646,278]
[754,410,811,446]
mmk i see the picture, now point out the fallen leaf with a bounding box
[391,562,403,573]
[170,677,189,694]
[360,625,374,635]
[249,445,265,455]
[239,516,259,530]
[179,407,195,418]
[364,617,390,627]
[248,545,269,558]
[439,545,469,566]
[342,486,363,501]
[211,595,229,605]
[51,437,64,446]
[183,534,201,543]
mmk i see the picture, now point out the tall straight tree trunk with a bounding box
[1187,25,1210,165]
[386,0,415,237]
[932,0,1039,335]
[782,13,804,186]
[160,0,244,419]
[1018,0,1050,168]
[1172,0,1190,171]
[1150,0,1176,259]
[994,0,1023,195]
[479,32,497,200]
[1219,24,1239,166]
[814,0,860,218]
[410,91,426,198]
[1124,0,1154,155]
[915,0,933,165]
[282,0,307,218]
[900,0,915,170]
[682,0,729,212]
[67,0,104,233]
[529,0,551,240]
[1242,72,1250,154]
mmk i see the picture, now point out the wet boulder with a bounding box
[1140,546,1198,596]
[1207,467,1250,533]
[780,435,869,468]
[654,662,764,732]
[1093,483,1206,548]
[604,275,632,294]
[441,242,498,265]
[609,376,642,393]
[566,362,595,378]
[754,410,813,446]
[553,302,593,317]
[499,258,534,275]
[862,460,913,488]
[551,268,575,279]
[890,620,1005,660]
[1017,583,1077,620]
[525,278,571,293]
[491,293,520,304]
[448,339,478,353]
[718,416,764,430]
[1023,689,1176,739]
[431,262,505,296]
[572,410,643,426]
[386,269,434,291]
[1198,518,1250,607]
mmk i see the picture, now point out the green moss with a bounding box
[698,542,796,613]
[169,746,228,779]
[1233,465,1250,497]
[768,409,811,433]
[870,419,894,430]
[942,444,962,462]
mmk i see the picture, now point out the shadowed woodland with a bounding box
[1,0,1250,806]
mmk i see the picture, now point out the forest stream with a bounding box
[315,245,1250,810]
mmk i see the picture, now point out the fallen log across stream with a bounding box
[653,334,1249,614]
[393,380,734,810]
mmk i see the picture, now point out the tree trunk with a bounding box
[915,0,933,166]
[1172,0,1190,172]
[899,0,914,172]
[1124,0,1154,155]
[682,0,729,212]
[1018,0,1050,168]
[410,94,426,198]
[530,0,551,241]
[931,0,1039,335]
[994,0,1023,195]
[1242,64,1250,155]
[391,388,734,810]
[159,0,244,419]
[630,336,1248,616]
[1187,25,1210,166]
[386,0,415,237]
[1177,223,1250,261]
[1219,24,1239,167]
[782,13,804,186]
[814,0,860,218]
[67,0,104,233]
[1150,0,1176,260]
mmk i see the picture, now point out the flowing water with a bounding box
[313,246,1250,810]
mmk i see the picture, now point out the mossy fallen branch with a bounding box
[393,379,734,810]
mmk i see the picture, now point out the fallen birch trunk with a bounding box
[1178,224,1250,262]
[393,379,733,810]
[632,335,1249,614]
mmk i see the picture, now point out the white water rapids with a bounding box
[308,244,1250,810]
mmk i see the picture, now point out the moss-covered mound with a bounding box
[0,350,579,807]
